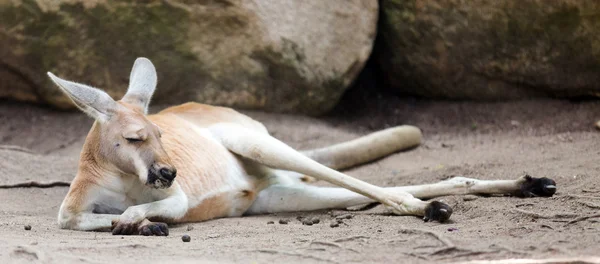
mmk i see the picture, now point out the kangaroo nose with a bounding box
[159,167,177,181]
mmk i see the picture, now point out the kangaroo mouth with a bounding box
[146,167,173,189]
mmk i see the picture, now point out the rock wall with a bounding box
[377,0,600,99]
[0,0,378,115]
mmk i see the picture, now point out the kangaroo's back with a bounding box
[157,102,268,133]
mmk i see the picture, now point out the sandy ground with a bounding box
[2,97,600,264]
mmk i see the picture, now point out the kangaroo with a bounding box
[47,58,557,236]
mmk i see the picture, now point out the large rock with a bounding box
[378,0,600,99]
[0,0,377,115]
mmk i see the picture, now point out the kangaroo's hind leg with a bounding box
[246,184,376,215]
[210,123,451,222]
[247,182,450,222]
[246,175,556,220]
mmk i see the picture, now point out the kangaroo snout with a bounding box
[147,163,177,189]
[159,167,177,181]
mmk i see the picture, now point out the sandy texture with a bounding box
[1,98,600,263]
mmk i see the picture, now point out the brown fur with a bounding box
[147,105,263,222]
[159,102,267,133]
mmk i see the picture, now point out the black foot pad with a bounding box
[423,201,453,223]
[112,221,169,236]
[516,175,557,198]
[140,222,169,236]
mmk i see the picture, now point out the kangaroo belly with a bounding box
[175,156,262,223]
[177,188,257,223]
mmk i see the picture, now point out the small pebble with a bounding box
[279,219,289,225]
[311,218,320,224]
[267,221,274,225]
[24,225,31,231]
[186,225,194,231]
[336,214,353,220]
[447,227,458,232]
[296,216,305,221]
[182,234,191,242]
[441,143,453,148]
[302,219,313,226]
[330,222,339,228]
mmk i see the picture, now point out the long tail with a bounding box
[301,125,422,171]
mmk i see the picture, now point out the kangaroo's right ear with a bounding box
[47,72,117,122]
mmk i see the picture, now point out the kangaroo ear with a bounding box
[121,57,157,114]
[47,72,117,122]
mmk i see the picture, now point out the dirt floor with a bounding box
[2,97,600,264]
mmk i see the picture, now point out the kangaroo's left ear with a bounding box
[121,57,157,114]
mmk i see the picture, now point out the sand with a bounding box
[1,98,600,264]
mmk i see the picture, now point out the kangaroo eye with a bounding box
[156,126,163,138]
[126,138,143,143]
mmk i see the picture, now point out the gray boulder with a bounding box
[0,0,378,115]
[378,0,600,99]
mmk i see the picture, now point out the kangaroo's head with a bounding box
[47,58,177,189]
